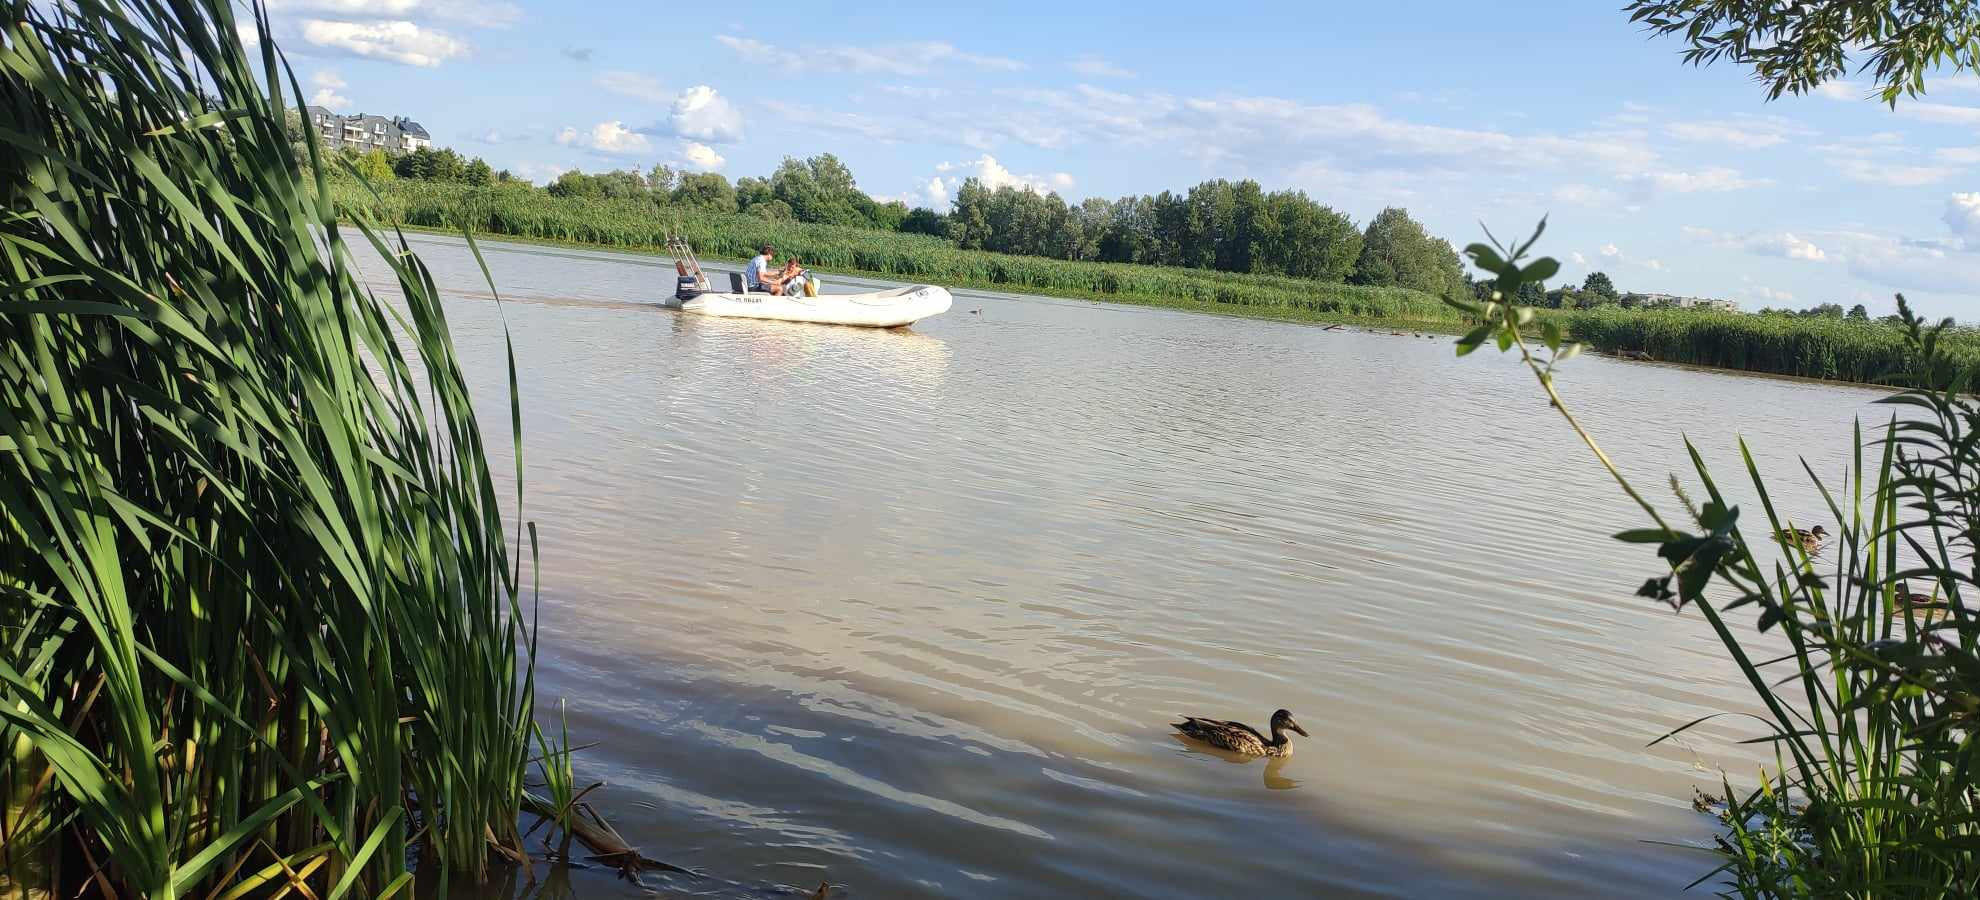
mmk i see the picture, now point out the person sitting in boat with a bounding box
[744,243,780,293]
[777,257,810,296]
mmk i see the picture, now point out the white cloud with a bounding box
[668,85,743,143]
[596,70,670,104]
[1761,233,1828,261]
[1901,101,1980,126]
[1682,225,1829,261]
[1813,131,1908,158]
[1664,114,1808,149]
[998,86,1672,186]
[1829,157,1960,187]
[714,35,1022,75]
[513,161,572,185]
[881,84,947,100]
[1551,183,1621,207]
[300,20,470,67]
[1814,80,1865,101]
[1599,242,1665,271]
[1935,146,1980,164]
[1748,285,1795,303]
[1069,55,1133,78]
[680,141,724,171]
[268,0,521,28]
[936,155,1073,201]
[966,154,1073,193]
[1945,193,1980,237]
[1812,228,1980,295]
[1624,167,1771,194]
[759,100,899,142]
[555,121,650,154]
[308,70,349,109]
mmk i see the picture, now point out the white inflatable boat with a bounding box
[682,282,952,328]
[661,237,951,328]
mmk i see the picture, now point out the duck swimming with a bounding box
[1779,524,1827,554]
[1173,709,1309,758]
[1895,580,1943,623]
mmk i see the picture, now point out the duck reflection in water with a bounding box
[1168,734,1301,791]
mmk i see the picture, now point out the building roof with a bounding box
[396,118,430,138]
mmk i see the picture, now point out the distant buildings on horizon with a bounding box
[1640,292,1739,312]
[305,106,431,155]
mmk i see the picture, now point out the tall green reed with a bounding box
[1453,220,1979,896]
[2,1,533,896]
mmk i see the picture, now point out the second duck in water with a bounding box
[1173,709,1309,757]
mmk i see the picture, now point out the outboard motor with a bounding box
[674,274,702,302]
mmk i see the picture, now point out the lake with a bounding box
[361,234,1886,898]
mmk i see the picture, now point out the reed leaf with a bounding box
[1,1,533,896]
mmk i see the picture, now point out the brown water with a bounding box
[363,234,1886,898]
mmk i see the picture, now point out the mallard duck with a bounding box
[1779,525,1827,554]
[1895,580,1944,624]
[1173,709,1309,758]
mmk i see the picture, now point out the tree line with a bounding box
[339,142,1473,295]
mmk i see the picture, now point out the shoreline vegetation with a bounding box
[331,179,1980,385]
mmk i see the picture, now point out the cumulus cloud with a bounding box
[714,35,1022,75]
[1761,233,1828,261]
[1682,226,1829,261]
[909,155,1075,210]
[1945,193,1980,238]
[667,85,744,143]
[680,141,725,170]
[301,20,470,67]
[1814,80,1866,101]
[596,70,671,104]
[1599,242,1665,271]
[1069,55,1133,78]
[960,154,1073,193]
[308,70,349,109]
[555,121,650,154]
[268,0,521,27]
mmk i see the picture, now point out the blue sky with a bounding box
[259,0,1980,316]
